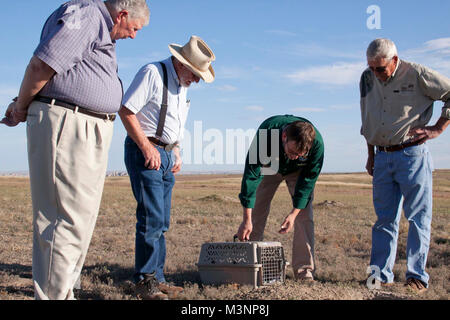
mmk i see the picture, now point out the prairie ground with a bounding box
[0,170,448,300]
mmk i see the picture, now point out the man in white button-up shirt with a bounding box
[118,36,215,300]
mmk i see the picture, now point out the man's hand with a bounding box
[171,146,182,174]
[366,153,374,176]
[1,101,27,127]
[2,56,56,127]
[142,143,161,170]
[365,143,375,176]
[408,127,439,144]
[237,220,252,241]
[408,117,450,144]
[279,208,300,234]
[118,105,162,171]
[236,208,253,241]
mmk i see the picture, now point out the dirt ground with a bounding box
[0,170,448,300]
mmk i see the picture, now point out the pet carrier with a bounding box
[197,241,288,288]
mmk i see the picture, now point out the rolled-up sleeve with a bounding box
[418,66,450,119]
[442,101,450,119]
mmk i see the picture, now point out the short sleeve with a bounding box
[34,4,98,74]
[122,64,158,114]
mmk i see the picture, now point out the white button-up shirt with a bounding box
[122,57,190,145]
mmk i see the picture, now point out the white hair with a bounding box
[106,0,150,24]
[366,38,398,61]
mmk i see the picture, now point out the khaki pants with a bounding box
[26,101,113,299]
[249,171,315,279]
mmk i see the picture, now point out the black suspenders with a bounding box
[156,62,169,139]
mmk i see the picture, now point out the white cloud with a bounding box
[188,83,206,91]
[217,85,238,92]
[286,62,365,86]
[117,52,164,70]
[216,66,246,79]
[403,37,450,76]
[291,44,362,60]
[0,86,19,96]
[0,85,19,107]
[245,105,264,112]
[265,29,297,37]
[329,104,359,111]
[407,38,450,53]
[291,107,325,113]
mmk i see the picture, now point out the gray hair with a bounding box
[105,0,150,24]
[366,38,398,61]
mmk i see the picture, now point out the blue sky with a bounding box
[1,0,449,173]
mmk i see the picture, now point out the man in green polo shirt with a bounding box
[236,115,324,281]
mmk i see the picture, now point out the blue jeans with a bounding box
[124,136,175,283]
[370,144,433,286]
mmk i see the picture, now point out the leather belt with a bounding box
[148,137,179,151]
[148,136,168,147]
[377,140,422,152]
[35,96,116,121]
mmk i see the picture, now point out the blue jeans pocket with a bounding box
[402,145,425,157]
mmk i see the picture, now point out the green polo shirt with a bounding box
[239,115,324,210]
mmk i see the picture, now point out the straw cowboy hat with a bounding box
[169,35,215,83]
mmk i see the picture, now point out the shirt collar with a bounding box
[164,56,180,87]
[385,59,401,84]
[390,59,401,79]
[97,0,114,33]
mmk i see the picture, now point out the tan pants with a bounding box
[249,171,315,279]
[26,101,113,299]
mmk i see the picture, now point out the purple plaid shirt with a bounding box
[35,0,123,113]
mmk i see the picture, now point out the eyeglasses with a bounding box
[370,66,388,73]
[369,58,393,73]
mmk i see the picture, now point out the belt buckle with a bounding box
[165,144,175,152]
[104,114,115,121]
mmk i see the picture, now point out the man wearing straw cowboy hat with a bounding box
[119,35,215,300]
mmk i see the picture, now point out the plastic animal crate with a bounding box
[197,241,287,288]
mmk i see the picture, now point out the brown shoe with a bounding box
[158,282,184,299]
[380,281,394,287]
[405,277,427,294]
[365,277,393,288]
[294,270,314,282]
[135,274,168,300]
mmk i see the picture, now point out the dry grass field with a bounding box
[0,170,449,300]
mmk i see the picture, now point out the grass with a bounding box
[0,170,449,300]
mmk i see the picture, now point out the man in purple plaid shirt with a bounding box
[1,0,149,300]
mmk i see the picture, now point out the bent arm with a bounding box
[16,56,55,113]
[118,106,161,170]
[119,106,151,151]
[3,56,55,126]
